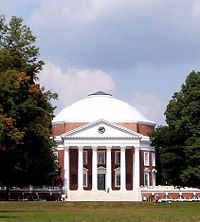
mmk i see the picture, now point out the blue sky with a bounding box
[1,0,200,125]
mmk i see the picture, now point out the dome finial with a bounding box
[88,91,112,96]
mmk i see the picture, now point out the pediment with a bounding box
[62,119,142,139]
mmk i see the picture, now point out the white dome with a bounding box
[52,92,155,125]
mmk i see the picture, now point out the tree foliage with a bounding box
[149,71,200,188]
[0,15,58,190]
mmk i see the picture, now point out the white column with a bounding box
[78,146,83,190]
[106,146,112,191]
[64,146,70,192]
[120,146,126,190]
[92,146,98,190]
[134,147,140,188]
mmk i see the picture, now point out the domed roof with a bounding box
[52,91,155,125]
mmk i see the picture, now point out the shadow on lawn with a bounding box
[0,216,19,219]
[0,210,41,213]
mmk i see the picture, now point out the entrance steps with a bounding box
[66,189,142,201]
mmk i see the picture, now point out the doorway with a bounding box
[98,174,105,190]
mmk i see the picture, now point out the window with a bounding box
[115,151,120,164]
[162,194,172,200]
[176,195,185,200]
[144,173,149,186]
[144,152,149,166]
[53,152,58,162]
[83,171,88,187]
[83,151,88,164]
[115,172,121,187]
[152,169,157,187]
[97,151,105,164]
[190,195,199,200]
[152,153,155,167]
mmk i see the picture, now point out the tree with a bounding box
[0,15,58,198]
[149,71,200,188]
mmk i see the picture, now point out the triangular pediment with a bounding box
[62,119,142,139]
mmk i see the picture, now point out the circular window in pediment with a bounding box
[98,126,105,134]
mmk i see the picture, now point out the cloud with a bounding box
[26,0,200,72]
[29,0,161,24]
[38,61,115,113]
[129,92,166,125]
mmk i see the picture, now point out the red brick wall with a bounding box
[142,192,200,200]
[83,149,92,190]
[52,122,87,136]
[117,123,138,132]
[52,122,154,137]
[137,124,154,136]
[70,149,78,190]
[126,149,133,190]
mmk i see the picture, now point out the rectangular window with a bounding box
[115,151,120,164]
[97,151,105,164]
[83,172,88,187]
[83,151,88,164]
[115,172,121,187]
[144,173,149,186]
[144,152,149,166]
[53,152,58,162]
[152,153,156,167]
[152,172,156,186]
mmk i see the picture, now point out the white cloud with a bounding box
[38,61,115,113]
[29,0,161,25]
[129,92,166,125]
[191,1,200,19]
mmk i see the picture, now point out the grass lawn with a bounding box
[0,201,199,222]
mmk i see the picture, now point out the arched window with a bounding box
[162,194,172,200]
[190,195,199,201]
[176,195,185,201]
[152,169,157,186]
[144,168,150,186]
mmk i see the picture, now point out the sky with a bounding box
[1,0,200,125]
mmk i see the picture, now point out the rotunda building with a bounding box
[52,92,156,201]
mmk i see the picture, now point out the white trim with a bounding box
[140,147,155,152]
[115,151,120,164]
[144,152,149,166]
[97,166,106,174]
[97,151,105,164]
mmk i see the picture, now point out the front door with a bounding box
[98,174,105,190]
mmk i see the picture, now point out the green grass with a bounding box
[0,201,199,222]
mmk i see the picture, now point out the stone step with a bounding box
[67,190,142,201]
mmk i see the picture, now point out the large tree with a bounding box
[149,71,200,188]
[0,15,58,197]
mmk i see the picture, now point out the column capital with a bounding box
[78,146,84,151]
[106,146,112,151]
[134,147,140,152]
[64,146,70,151]
[92,146,98,151]
[120,146,126,151]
